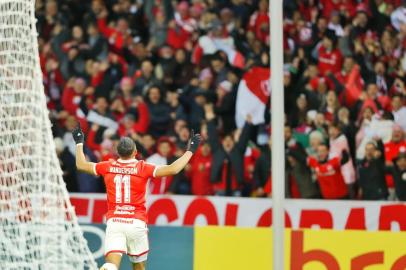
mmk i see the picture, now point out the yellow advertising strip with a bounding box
[194,227,406,270]
[194,226,290,270]
[298,229,406,270]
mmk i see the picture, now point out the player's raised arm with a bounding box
[72,125,97,175]
[155,131,201,177]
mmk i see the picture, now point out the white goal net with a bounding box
[0,0,97,269]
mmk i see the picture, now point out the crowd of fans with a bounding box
[37,0,406,200]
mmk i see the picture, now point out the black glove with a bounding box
[186,129,201,153]
[72,124,84,144]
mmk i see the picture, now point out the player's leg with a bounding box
[100,253,123,270]
[102,220,127,270]
[127,220,149,270]
[132,261,146,270]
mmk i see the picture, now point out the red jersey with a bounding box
[334,66,364,108]
[61,86,81,115]
[320,0,356,18]
[212,160,239,192]
[308,157,348,199]
[244,147,261,183]
[189,150,212,196]
[318,46,342,76]
[384,140,406,188]
[149,175,173,194]
[95,159,156,222]
[385,140,406,162]
[248,11,270,44]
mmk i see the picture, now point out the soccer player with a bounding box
[72,125,201,270]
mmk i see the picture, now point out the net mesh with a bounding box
[0,0,97,269]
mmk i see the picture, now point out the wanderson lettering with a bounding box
[109,167,138,174]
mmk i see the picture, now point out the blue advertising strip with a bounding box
[148,226,194,270]
[82,224,194,270]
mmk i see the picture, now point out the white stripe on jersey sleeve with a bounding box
[152,165,162,178]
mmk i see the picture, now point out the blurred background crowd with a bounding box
[36,0,406,200]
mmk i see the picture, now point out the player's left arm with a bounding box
[72,124,97,176]
[155,131,201,177]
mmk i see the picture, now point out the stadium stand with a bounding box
[37,0,406,199]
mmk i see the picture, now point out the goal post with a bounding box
[0,0,96,269]
[270,0,285,269]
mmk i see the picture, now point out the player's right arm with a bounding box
[72,124,97,176]
[155,131,201,177]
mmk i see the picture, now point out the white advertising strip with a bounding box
[70,193,406,231]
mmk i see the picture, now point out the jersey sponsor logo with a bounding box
[112,218,135,224]
[113,205,135,215]
[113,209,135,215]
[115,205,135,211]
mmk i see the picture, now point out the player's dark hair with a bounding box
[117,137,136,158]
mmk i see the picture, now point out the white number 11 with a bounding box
[113,174,131,203]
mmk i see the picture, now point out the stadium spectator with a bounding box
[146,137,176,194]
[36,0,68,41]
[285,125,310,198]
[178,82,207,132]
[61,78,86,116]
[391,94,406,130]
[356,111,395,159]
[307,130,326,156]
[134,60,160,95]
[286,145,321,199]
[388,152,406,201]
[357,139,389,200]
[253,137,272,197]
[242,141,261,196]
[314,32,342,76]
[55,137,77,192]
[337,107,357,160]
[391,3,406,31]
[384,124,406,197]
[86,124,117,161]
[328,123,356,197]
[205,104,253,196]
[188,142,213,196]
[117,97,150,136]
[214,80,237,135]
[145,86,171,137]
[307,144,349,199]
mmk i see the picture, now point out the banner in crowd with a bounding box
[235,66,270,128]
[70,193,406,231]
